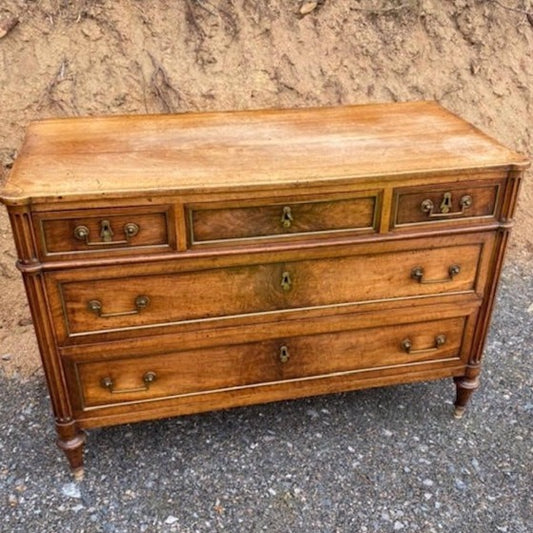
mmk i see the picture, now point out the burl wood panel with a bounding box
[74,315,469,409]
[55,240,487,339]
[36,206,172,258]
[189,193,377,244]
[393,180,501,227]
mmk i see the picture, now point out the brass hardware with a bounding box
[100,219,114,242]
[100,371,157,394]
[439,192,452,213]
[88,295,150,318]
[74,220,139,246]
[279,345,290,363]
[411,264,461,284]
[281,271,292,291]
[281,206,294,229]
[420,194,473,218]
[401,334,446,355]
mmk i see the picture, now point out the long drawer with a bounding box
[69,308,476,411]
[47,232,494,343]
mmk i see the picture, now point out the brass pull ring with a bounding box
[74,220,139,246]
[420,194,472,218]
[100,371,157,394]
[411,264,461,284]
[401,334,446,355]
[88,295,150,318]
[279,345,290,363]
[281,206,294,229]
[281,271,292,291]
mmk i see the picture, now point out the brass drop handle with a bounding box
[280,206,294,228]
[281,271,292,291]
[74,220,139,246]
[279,345,290,363]
[411,264,461,284]
[101,371,157,394]
[420,194,472,218]
[88,295,150,318]
[401,334,446,355]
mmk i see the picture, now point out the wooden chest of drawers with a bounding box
[1,102,528,478]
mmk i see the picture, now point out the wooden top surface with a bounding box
[1,101,528,205]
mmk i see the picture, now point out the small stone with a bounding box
[72,504,84,512]
[2,354,11,361]
[455,478,467,490]
[268,488,276,496]
[165,516,179,525]
[422,479,434,487]
[0,16,18,39]
[61,482,81,499]
[81,19,103,41]
[300,2,318,16]
[18,317,33,327]
[394,521,404,530]
[8,494,17,506]
[306,409,319,418]
[527,302,533,314]
[383,429,393,437]
[424,492,433,500]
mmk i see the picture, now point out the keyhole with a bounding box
[281,271,292,291]
[439,192,452,214]
[281,206,293,229]
[100,220,114,242]
[279,345,290,363]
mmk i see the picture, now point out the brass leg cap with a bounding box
[453,406,465,419]
[72,467,84,482]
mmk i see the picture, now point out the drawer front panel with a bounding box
[56,240,487,338]
[35,206,173,257]
[188,193,378,244]
[393,181,501,228]
[74,315,469,409]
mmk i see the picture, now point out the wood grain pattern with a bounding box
[1,102,527,205]
[393,179,502,227]
[189,193,377,243]
[51,236,489,341]
[74,315,469,410]
[0,102,527,476]
[35,205,173,258]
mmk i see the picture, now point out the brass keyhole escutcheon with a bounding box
[279,345,290,363]
[100,220,114,242]
[281,206,293,229]
[439,192,452,214]
[281,271,292,291]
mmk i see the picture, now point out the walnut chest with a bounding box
[1,102,528,478]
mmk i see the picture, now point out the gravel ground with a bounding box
[0,262,531,533]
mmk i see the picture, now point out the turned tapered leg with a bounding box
[56,421,86,480]
[453,375,480,419]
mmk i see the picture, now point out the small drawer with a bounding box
[71,314,469,410]
[35,205,175,259]
[392,180,502,228]
[187,192,380,245]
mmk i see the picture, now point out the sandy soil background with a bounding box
[0,0,531,378]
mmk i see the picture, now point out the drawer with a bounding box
[34,205,175,259]
[71,314,471,410]
[392,180,502,228]
[49,233,493,341]
[187,191,380,245]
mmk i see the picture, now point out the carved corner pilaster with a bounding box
[7,204,40,266]
[500,168,524,224]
